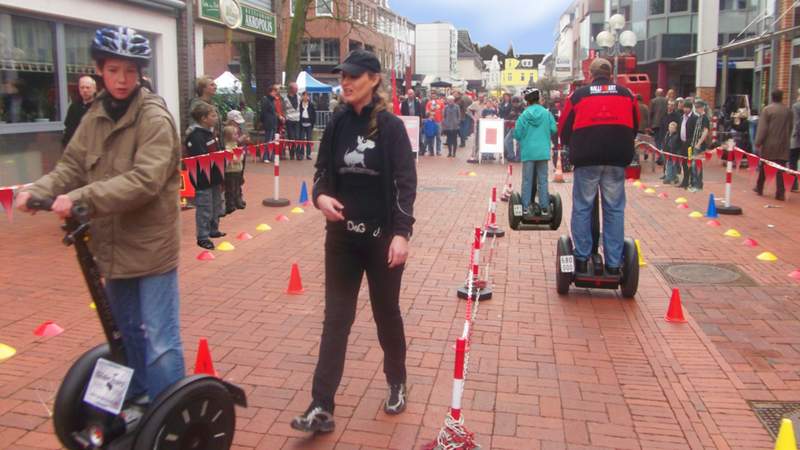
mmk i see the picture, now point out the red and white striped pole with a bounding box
[501,164,513,202]
[262,134,290,207]
[717,145,742,215]
[484,187,505,238]
[449,337,467,421]
[457,225,491,301]
[711,115,719,146]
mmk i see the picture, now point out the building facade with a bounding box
[276,0,415,88]
[415,22,458,84]
[456,30,484,91]
[501,54,544,93]
[0,0,184,186]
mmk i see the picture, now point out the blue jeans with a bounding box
[664,159,677,182]
[571,165,626,268]
[522,160,549,210]
[459,117,472,145]
[195,185,222,240]
[106,269,185,401]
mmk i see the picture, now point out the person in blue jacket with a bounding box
[514,87,557,216]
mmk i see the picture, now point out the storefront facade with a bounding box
[0,0,181,186]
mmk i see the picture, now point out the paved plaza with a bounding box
[1,142,799,449]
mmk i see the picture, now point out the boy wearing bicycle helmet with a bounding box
[16,27,184,402]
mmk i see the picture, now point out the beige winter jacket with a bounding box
[24,88,182,279]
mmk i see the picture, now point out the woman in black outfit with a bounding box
[299,91,316,159]
[291,50,417,434]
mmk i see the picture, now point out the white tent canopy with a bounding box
[296,71,333,93]
[214,71,242,93]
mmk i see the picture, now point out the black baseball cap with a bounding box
[333,49,381,76]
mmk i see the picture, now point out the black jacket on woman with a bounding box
[312,102,417,239]
[300,101,316,128]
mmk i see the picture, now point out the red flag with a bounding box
[695,159,703,171]
[247,144,258,160]
[704,151,713,161]
[783,171,796,193]
[391,69,400,115]
[0,187,13,222]
[186,157,198,184]
[224,149,234,163]
[233,147,244,160]
[198,154,212,180]
[763,162,778,182]
[211,152,226,175]
[746,154,759,172]
[716,148,724,159]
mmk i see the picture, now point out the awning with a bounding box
[296,71,333,93]
[214,71,242,93]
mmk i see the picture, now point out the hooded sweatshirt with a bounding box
[186,124,223,189]
[514,103,557,162]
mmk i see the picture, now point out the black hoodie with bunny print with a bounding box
[312,102,417,239]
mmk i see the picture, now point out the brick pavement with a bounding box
[0,143,798,449]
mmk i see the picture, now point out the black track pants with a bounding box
[311,229,407,412]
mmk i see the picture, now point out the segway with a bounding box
[507,167,562,231]
[555,193,639,298]
[27,198,247,450]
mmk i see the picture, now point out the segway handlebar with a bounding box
[26,197,91,245]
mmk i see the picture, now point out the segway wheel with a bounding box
[508,191,523,230]
[549,193,562,231]
[134,376,236,450]
[556,235,574,295]
[53,344,113,450]
[620,238,639,299]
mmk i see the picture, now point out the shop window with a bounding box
[316,0,333,17]
[65,25,97,102]
[0,14,59,123]
[323,39,339,63]
[670,0,688,12]
[301,38,339,64]
[650,0,664,15]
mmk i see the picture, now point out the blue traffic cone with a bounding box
[706,193,718,218]
[299,181,309,206]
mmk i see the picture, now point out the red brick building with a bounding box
[275,0,415,87]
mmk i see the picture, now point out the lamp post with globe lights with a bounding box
[595,13,637,82]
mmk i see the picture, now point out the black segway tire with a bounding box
[133,375,236,450]
[620,238,639,299]
[508,191,523,230]
[556,235,574,295]
[53,344,113,450]
[549,193,562,230]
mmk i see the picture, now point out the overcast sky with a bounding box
[389,0,574,55]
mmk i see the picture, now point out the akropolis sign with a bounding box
[198,0,276,38]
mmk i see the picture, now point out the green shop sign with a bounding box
[198,0,276,38]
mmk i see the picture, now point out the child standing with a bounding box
[222,110,248,214]
[662,121,681,184]
[514,88,557,216]
[187,102,225,249]
[422,111,439,156]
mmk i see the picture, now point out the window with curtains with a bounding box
[0,13,59,123]
[64,24,96,103]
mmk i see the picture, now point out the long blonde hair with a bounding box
[366,76,388,139]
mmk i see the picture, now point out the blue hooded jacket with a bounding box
[514,104,556,161]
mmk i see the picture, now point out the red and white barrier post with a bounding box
[718,144,743,215]
[484,187,505,238]
[500,164,513,202]
[711,115,719,146]
[457,224,492,301]
[262,134,290,207]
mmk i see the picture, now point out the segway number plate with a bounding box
[513,204,523,217]
[559,255,575,273]
[82,358,133,415]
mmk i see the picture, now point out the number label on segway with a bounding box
[83,358,133,415]
[560,255,575,273]
[513,204,523,217]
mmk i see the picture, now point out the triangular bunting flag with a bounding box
[716,148,724,159]
[233,147,244,160]
[247,144,257,160]
[224,149,234,163]
[704,151,713,161]
[783,171,796,193]
[211,152,226,173]
[763,163,778,183]
[186,157,198,183]
[746,154,759,172]
[0,187,14,222]
[198,154,212,180]
[733,149,744,167]
[695,159,703,171]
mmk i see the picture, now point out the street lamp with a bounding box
[595,14,637,82]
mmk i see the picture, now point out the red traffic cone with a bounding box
[236,232,253,241]
[665,288,687,323]
[743,238,758,248]
[33,320,64,337]
[276,214,290,222]
[194,338,218,377]
[286,263,304,294]
[197,250,215,261]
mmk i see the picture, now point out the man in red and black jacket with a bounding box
[557,58,639,275]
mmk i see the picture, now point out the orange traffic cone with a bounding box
[553,150,565,183]
[286,263,304,294]
[665,288,687,323]
[194,338,218,377]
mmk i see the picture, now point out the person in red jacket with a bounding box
[558,58,639,275]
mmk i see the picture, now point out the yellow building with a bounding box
[500,56,540,92]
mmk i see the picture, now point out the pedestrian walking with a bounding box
[754,89,793,200]
[291,49,416,434]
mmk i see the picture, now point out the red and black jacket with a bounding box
[558,77,639,168]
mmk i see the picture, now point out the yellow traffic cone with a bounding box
[635,239,647,267]
[775,418,797,450]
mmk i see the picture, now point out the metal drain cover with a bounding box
[749,401,800,438]
[655,263,757,286]
[418,186,456,192]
